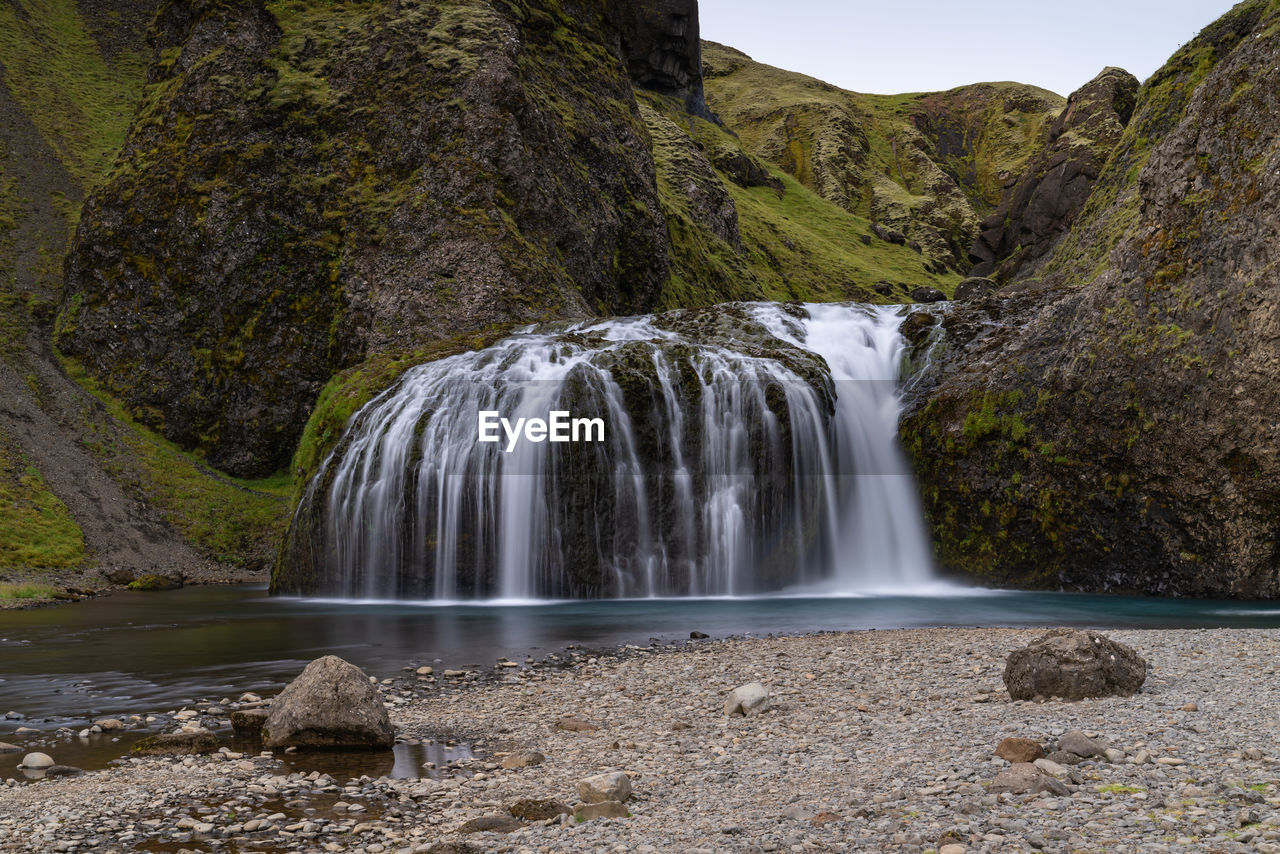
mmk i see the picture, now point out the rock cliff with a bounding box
[968,67,1139,282]
[903,0,1280,596]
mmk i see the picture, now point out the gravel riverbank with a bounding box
[2,627,1279,853]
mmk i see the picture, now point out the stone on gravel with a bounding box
[574,800,629,821]
[229,708,269,737]
[93,719,124,731]
[555,716,600,732]
[44,765,84,777]
[130,731,218,756]
[500,750,545,769]
[262,655,394,749]
[1033,758,1069,779]
[995,737,1044,763]
[724,682,770,717]
[0,742,21,753]
[426,845,481,854]
[577,770,632,803]
[939,845,967,854]
[18,752,54,769]
[988,762,1070,796]
[457,814,523,834]
[1104,747,1126,763]
[1057,730,1108,758]
[509,798,570,820]
[1003,628,1146,700]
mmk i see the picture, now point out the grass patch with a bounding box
[0,0,148,186]
[0,435,84,569]
[61,356,291,566]
[1097,784,1145,794]
[0,582,67,600]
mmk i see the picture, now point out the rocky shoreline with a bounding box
[3,627,1280,853]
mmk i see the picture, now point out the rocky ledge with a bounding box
[1,628,1279,852]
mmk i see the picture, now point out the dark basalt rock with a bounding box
[969,67,1139,281]
[1004,629,1146,701]
[229,708,268,738]
[608,0,712,119]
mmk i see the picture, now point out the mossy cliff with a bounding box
[902,0,1280,596]
[58,0,963,482]
[0,0,290,584]
[701,42,1065,277]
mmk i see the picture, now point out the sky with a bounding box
[698,0,1241,97]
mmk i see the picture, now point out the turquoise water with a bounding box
[1,583,1279,725]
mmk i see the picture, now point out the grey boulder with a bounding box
[262,656,394,750]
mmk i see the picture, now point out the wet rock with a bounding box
[126,574,183,591]
[18,752,54,769]
[262,656,394,750]
[0,742,21,753]
[93,719,125,732]
[508,798,570,820]
[578,770,632,803]
[44,765,84,777]
[995,737,1045,764]
[574,800,629,821]
[910,286,946,304]
[1058,730,1108,758]
[1004,629,1146,700]
[987,762,1070,796]
[500,750,545,770]
[457,814,523,834]
[102,568,137,585]
[724,682,770,717]
[954,276,997,300]
[690,631,709,639]
[230,709,269,738]
[131,731,218,756]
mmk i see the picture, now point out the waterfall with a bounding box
[285,302,937,599]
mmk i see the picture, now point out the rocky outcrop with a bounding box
[968,67,1139,281]
[903,0,1280,596]
[702,42,1063,275]
[1004,629,1146,700]
[262,655,394,750]
[608,0,710,117]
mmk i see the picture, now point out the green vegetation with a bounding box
[62,357,291,566]
[0,0,148,186]
[1097,784,1145,794]
[289,326,514,497]
[0,582,68,601]
[0,434,84,569]
[127,574,181,591]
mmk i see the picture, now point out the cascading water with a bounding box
[282,302,938,599]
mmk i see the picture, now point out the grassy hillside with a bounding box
[702,42,1064,274]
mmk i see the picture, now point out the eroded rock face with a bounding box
[969,67,1139,282]
[59,0,670,477]
[608,0,710,117]
[1004,629,1146,701]
[262,656,393,750]
[903,0,1280,595]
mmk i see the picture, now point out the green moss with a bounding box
[0,433,85,569]
[127,573,181,591]
[289,325,515,497]
[61,355,291,566]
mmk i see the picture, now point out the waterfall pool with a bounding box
[3,583,1280,727]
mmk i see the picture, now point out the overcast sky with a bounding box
[698,0,1241,97]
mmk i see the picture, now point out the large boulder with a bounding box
[1003,629,1146,701]
[262,656,394,750]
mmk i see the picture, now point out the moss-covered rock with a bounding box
[59,0,673,478]
[903,0,1280,597]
